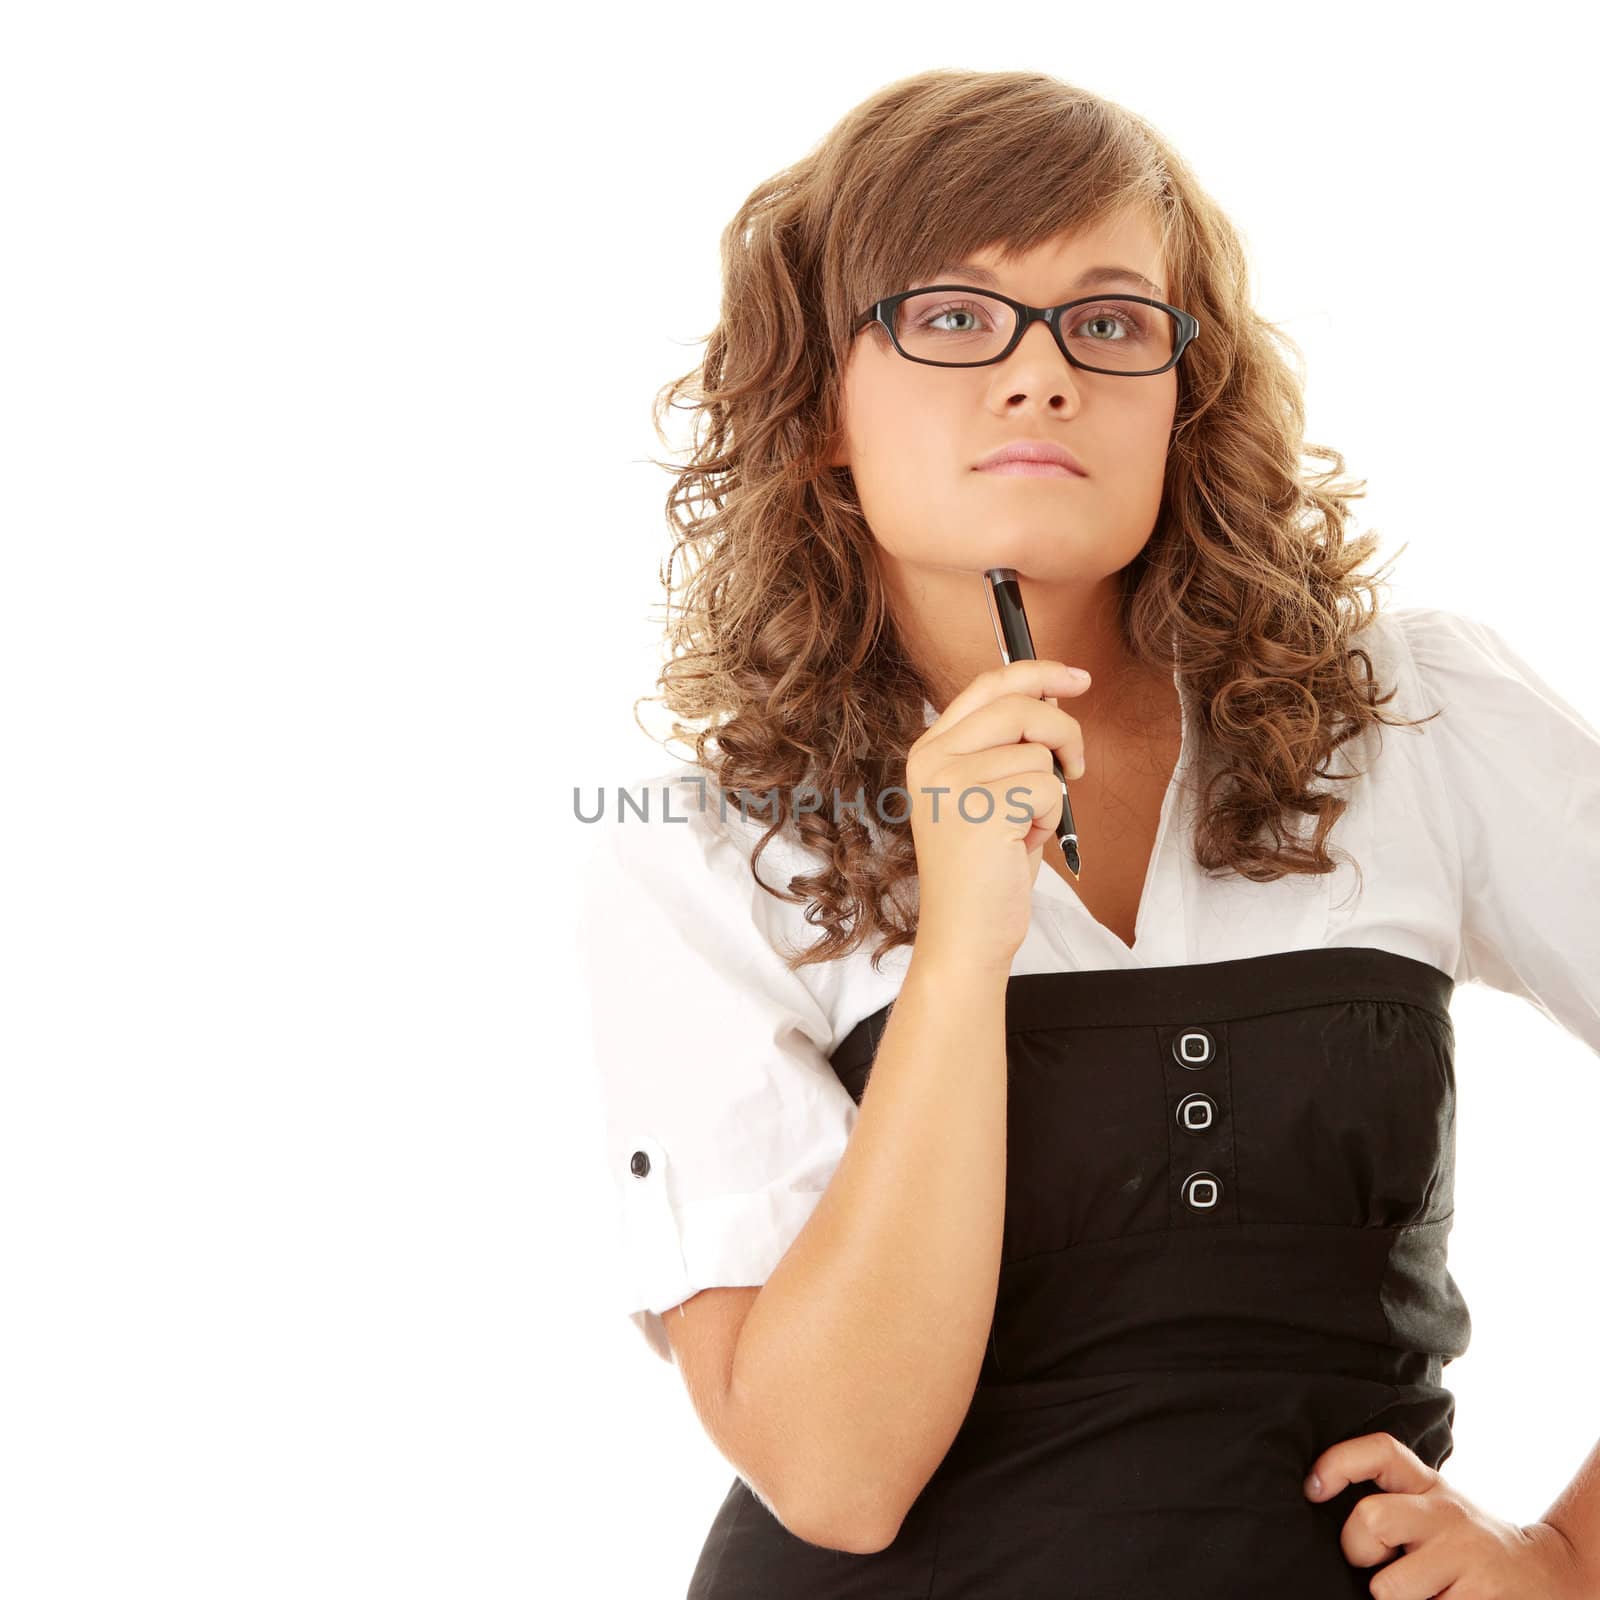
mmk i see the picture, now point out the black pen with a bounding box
[981,566,1082,878]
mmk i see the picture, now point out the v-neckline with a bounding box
[1028,661,1191,959]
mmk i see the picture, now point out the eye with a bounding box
[1072,305,1141,340]
[914,298,998,333]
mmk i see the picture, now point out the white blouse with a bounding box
[578,606,1600,1364]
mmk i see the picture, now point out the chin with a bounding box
[947,529,1108,581]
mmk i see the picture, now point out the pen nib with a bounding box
[1062,836,1081,877]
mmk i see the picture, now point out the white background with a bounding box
[4,2,1597,1595]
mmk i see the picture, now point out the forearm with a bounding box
[1540,1435,1600,1587]
[726,947,1009,1551]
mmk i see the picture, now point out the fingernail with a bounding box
[1304,1473,1322,1498]
[1067,667,1091,683]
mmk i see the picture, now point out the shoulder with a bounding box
[577,759,871,1057]
[1352,603,1462,689]
[1345,603,1527,732]
[1383,602,1542,687]
[1306,604,1560,831]
[1366,604,1600,863]
[579,760,835,960]
[1381,604,1598,735]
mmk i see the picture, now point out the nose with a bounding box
[995,321,1083,405]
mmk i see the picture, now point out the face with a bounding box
[830,210,1177,587]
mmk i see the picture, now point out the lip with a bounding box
[973,439,1087,476]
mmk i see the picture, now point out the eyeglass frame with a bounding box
[852,285,1201,376]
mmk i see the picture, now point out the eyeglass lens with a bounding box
[892,290,1176,373]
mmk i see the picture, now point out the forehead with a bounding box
[955,212,1167,296]
[930,259,1165,300]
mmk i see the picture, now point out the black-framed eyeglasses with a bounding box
[852,285,1200,376]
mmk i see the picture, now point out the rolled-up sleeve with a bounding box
[578,770,858,1364]
[1399,606,1600,1056]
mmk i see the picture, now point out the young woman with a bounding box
[580,68,1600,1597]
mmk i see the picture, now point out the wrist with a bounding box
[905,940,1015,990]
[1525,1519,1596,1599]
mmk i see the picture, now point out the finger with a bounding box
[1307,1432,1438,1502]
[925,693,1084,771]
[992,774,1064,836]
[941,743,1056,787]
[908,763,1061,832]
[1336,1490,1436,1571]
[1342,1532,1460,1599]
[923,660,1090,741]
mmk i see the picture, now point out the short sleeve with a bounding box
[578,768,859,1365]
[1398,606,1600,1055]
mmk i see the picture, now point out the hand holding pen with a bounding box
[908,656,1092,973]
[982,567,1084,878]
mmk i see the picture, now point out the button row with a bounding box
[1171,1027,1222,1211]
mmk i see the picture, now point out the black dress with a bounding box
[685,945,1470,1598]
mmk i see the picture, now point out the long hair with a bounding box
[639,67,1436,974]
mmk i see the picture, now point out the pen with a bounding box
[981,566,1082,878]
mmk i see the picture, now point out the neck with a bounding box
[879,556,1170,735]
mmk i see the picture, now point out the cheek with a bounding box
[1104,391,1176,498]
[846,376,958,502]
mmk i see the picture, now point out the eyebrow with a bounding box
[929,262,1165,298]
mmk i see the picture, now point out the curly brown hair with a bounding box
[636,67,1438,975]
